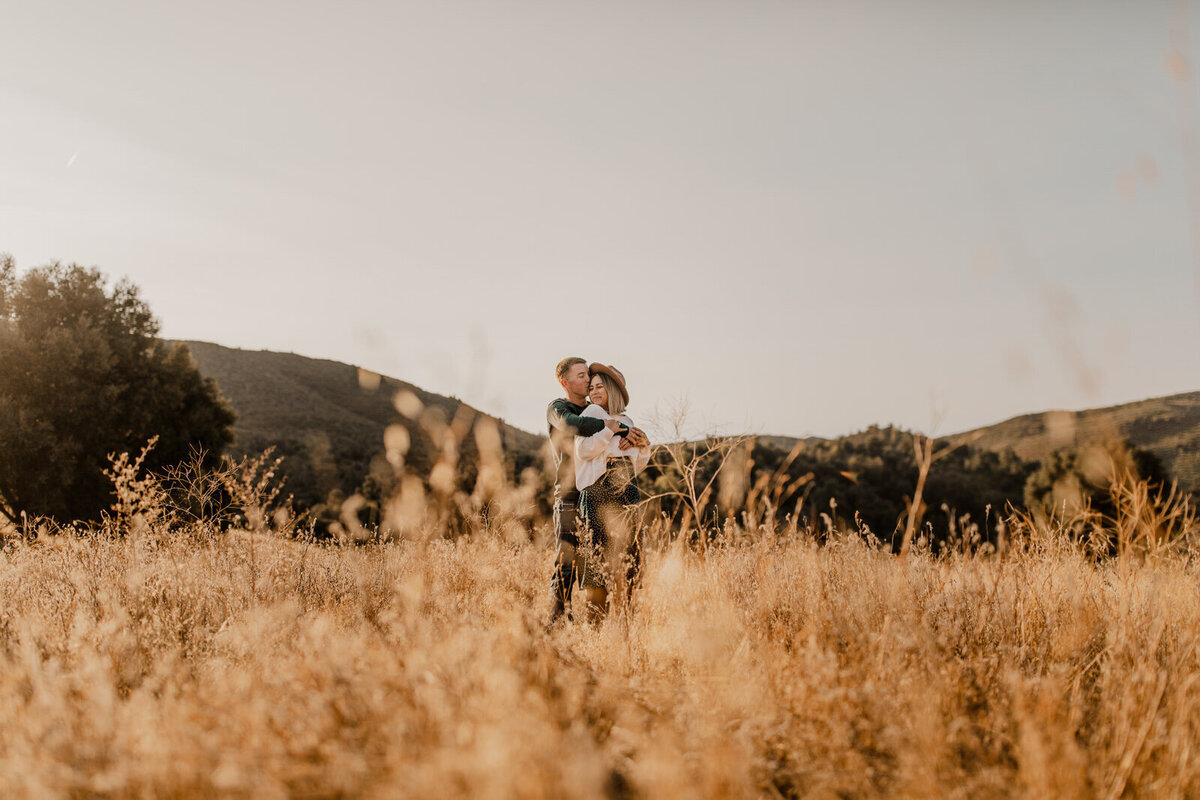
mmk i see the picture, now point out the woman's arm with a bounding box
[619,415,653,474]
[576,404,617,460]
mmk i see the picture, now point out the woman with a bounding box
[574,363,652,619]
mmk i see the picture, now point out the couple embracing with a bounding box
[546,357,652,623]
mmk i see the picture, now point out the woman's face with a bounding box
[588,376,608,410]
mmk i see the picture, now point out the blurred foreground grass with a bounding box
[0,514,1197,799]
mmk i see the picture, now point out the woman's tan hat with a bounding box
[589,363,629,405]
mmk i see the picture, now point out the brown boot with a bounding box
[549,557,576,623]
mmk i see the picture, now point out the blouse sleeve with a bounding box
[576,404,616,460]
[620,414,652,474]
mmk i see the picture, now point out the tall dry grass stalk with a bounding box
[0,489,1198,798]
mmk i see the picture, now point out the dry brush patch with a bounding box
[0,522,1197,798]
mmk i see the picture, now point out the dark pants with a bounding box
[549,494,580,620]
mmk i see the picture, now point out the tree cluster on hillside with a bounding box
[1022,438,1174,557]
[1024,438,1168,518]
[642,425,1036,550]
[0,256,236,523]
[636,426,1180,554]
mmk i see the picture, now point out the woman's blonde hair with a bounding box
[592,372,626,416]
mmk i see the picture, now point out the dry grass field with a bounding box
[0,500,1198,799]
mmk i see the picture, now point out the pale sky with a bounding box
[2,0,1199,440]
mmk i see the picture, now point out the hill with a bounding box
[761,392,1200,493]
[179,341,544,509]
[179,339,1198,519]
[940,391,1200,492]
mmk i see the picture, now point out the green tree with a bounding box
[0,256,237,522]
[1024,438,1168,522]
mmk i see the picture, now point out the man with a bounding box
[547,356,649,621]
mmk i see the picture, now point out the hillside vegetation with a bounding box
[941,392,1200,492]
[179,342,1195,546]
[181,341,543,510]
[725,426,1033,547]
[765,392,1200,493]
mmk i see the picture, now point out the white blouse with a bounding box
[574,403,652,491]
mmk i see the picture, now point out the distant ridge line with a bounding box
[176,338,1200,494]
[754,390,1200,492]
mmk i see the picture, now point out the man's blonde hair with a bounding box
[556,356,587,382]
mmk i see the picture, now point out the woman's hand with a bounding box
[618,427,650,449]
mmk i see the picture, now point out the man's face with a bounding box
[560,362,590,400]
